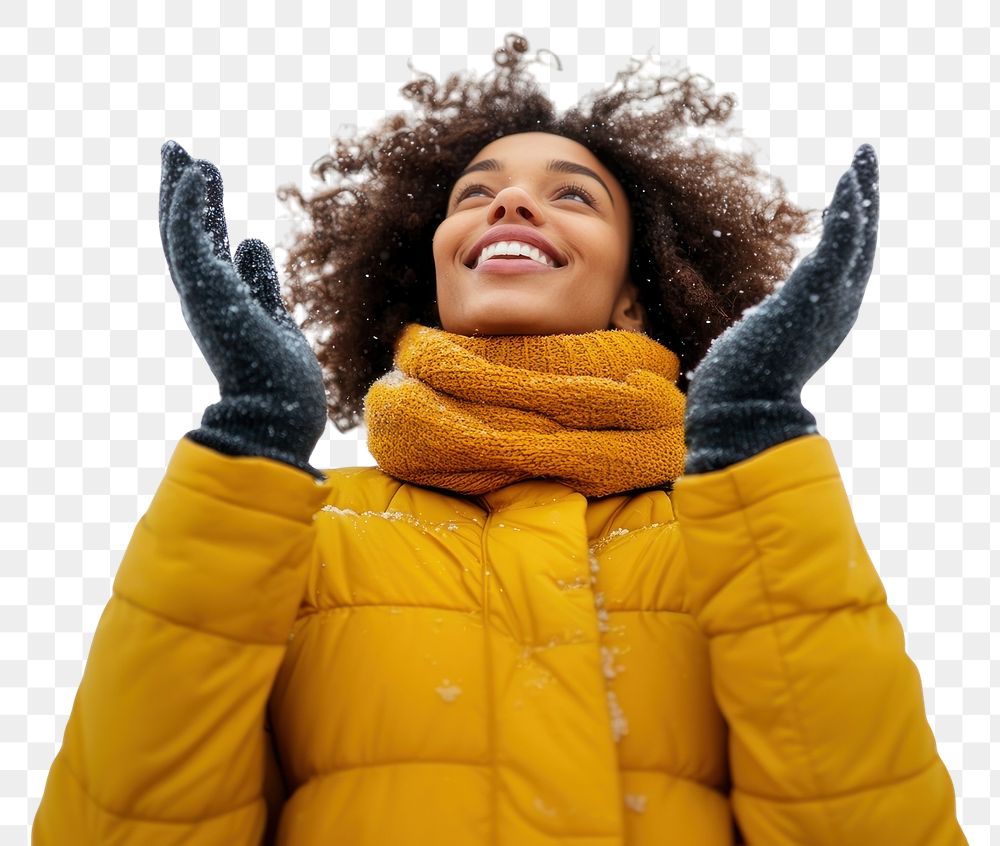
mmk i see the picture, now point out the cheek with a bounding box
[431,229,463,313]
[433,216,462,252]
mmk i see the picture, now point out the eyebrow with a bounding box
[454,158,615,206]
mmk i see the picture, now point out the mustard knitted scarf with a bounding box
[363,323,687,497]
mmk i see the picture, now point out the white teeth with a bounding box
[474,240,556,269]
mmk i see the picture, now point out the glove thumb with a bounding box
[233,238,297,330]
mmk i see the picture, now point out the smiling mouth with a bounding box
[465,244,563,269]
[468,256,561,273]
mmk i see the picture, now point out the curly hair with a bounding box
[277,33,819,433]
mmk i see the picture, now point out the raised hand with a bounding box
[683,144,880,475]
[159,140,329,481]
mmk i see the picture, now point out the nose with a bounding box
[486,185,543,225]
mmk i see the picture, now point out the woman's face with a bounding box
[432,132,644,336]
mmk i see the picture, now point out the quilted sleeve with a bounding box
[32,436,329,845]
[671,434,968,846]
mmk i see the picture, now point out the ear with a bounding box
[609,278,646,333]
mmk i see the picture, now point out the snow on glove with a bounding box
[159,140,329,481]
[682,144,880,475]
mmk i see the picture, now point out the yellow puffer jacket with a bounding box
[33,433,967,845]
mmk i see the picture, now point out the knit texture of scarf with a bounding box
[363,323,688,498]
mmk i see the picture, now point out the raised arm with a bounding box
[673,147,967,844]
[32,142,331,844]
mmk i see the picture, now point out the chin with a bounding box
[438,291,604,336]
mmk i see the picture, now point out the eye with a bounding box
[555,183,598,205]
[454,183,490,201]
[454,182,598,207]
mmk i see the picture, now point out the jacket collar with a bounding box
[475,478,583,513]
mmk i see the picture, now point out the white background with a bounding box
[2,1,995,843]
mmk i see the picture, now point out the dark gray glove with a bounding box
[159,140,329,482]
[683,144,880,475]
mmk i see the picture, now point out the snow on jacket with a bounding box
[32,433,967,845]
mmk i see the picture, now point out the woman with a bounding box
[33,35,966,846]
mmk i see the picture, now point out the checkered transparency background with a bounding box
[2,0,995,842]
